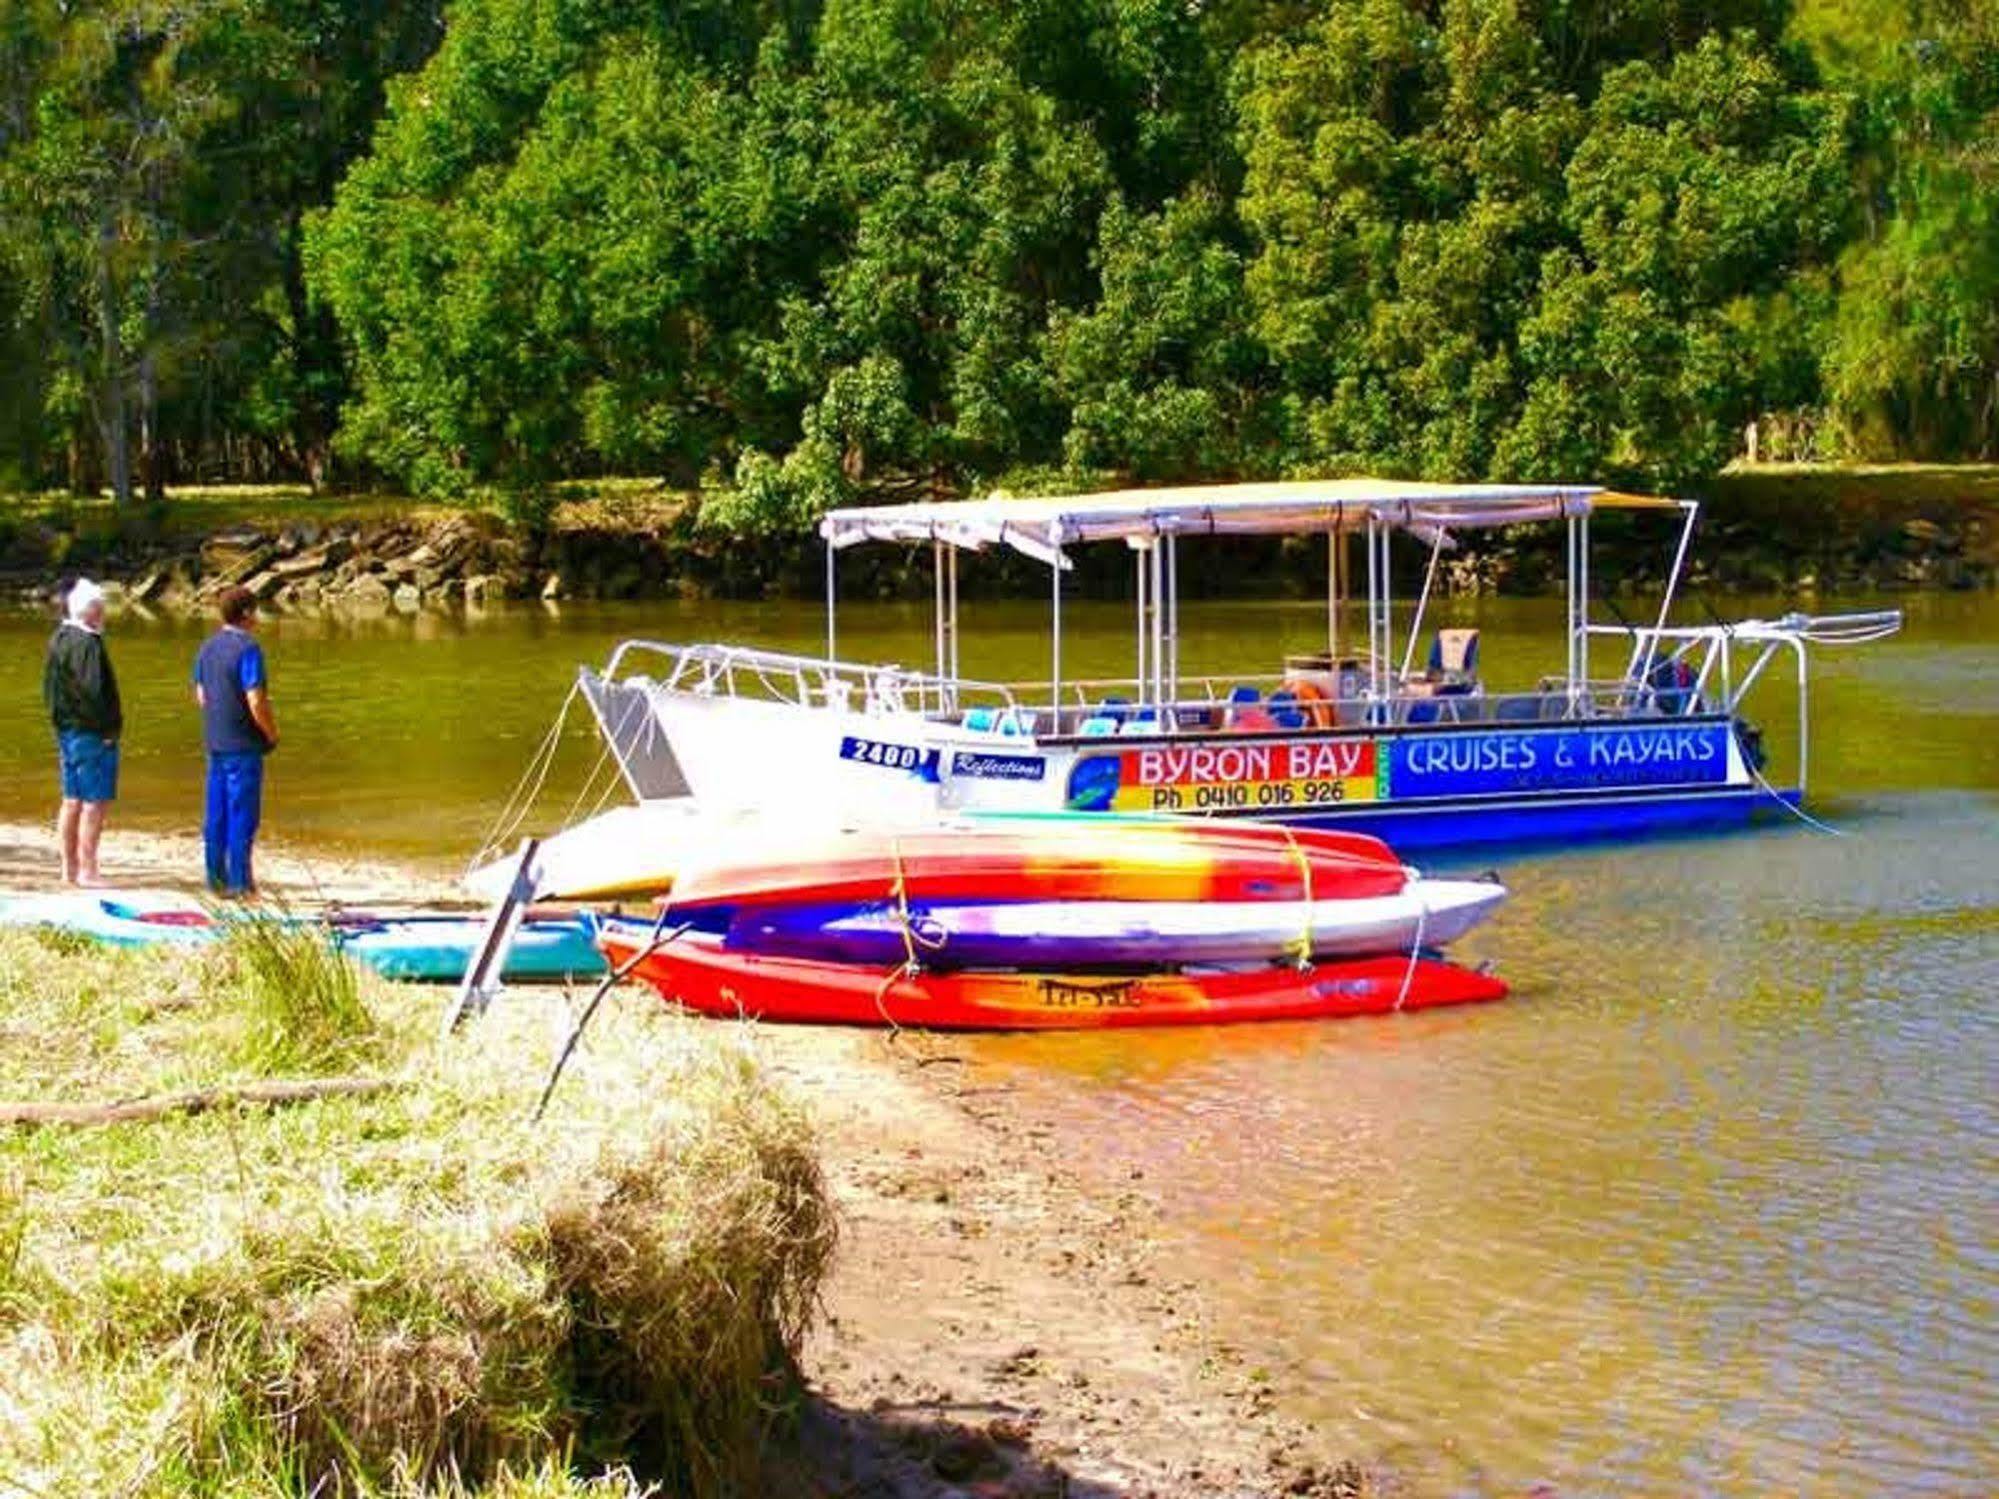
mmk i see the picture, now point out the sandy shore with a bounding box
[2,819,1362,1494]
[0,819,467,909]
[761,1022,1368,1497]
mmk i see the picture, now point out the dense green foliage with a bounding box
[3,1,1997,519]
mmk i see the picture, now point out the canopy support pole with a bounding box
[1134,544,1148,706]
[1166,534,1181,713]
[1328,528,1342,663]
[933,539,947,694]
[1150,537,1165,708]
[1366,513,1391,702]
[1051,538,1064,724]
[1564,514,1579,712]
[1399,527,1446,681]
[948,544,960,681]
[1635,501,1700,691]
[824,544,837,664]
[1578,508,1591,696]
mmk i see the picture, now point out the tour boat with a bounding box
[468,478,1903,899]
[596,921,1508,1030]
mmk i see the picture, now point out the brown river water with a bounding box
[2,589,1994,1494]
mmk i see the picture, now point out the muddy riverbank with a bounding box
[3,465,1994,612]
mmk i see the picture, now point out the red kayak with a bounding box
[598,923,1507,1031]
[662,819,1407,912]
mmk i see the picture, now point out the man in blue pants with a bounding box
[193,586,278,895]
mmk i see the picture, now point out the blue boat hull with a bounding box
[1266,784,1801,853]
[1044,714,1793,854]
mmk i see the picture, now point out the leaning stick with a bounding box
[1,1076,397,1129]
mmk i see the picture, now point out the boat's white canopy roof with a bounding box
[820,479,1680,563]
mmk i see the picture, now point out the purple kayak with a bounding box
[721,877,1505,970]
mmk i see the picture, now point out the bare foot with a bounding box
[75,873,112,889]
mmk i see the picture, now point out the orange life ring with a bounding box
[1281,676,1336,730]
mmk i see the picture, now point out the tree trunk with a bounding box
[281,210,337,492]
[95,217,132,507]
[139,346,166,504]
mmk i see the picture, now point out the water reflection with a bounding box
[1,588,1994,1492]
[967,794,1998,1495]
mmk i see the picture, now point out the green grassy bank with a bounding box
[0,922,835,1497]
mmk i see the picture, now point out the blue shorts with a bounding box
[57,729,119,803]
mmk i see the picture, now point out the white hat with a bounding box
[66,578,106,625]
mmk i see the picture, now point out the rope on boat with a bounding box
[551,690,638,839]
[471,680,583,877]
[1750,761,1847,837]
[870,963,909,1037]
[1393,898,1428,1012]
[885,835,949,972]
[532,909,690,1122]
[1279,825,1316,969]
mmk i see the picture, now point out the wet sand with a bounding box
[1,817,1365,1495]
[0,819,467,909]
[763,1022,1369,1497]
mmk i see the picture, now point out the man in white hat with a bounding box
[42,577,122,885]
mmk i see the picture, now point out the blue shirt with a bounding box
[193,628,270,754]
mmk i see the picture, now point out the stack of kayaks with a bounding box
[597,818,1509,1030]
[0,890,604,984]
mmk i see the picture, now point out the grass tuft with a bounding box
[205,909,378,1072]
[0,930,835,1497]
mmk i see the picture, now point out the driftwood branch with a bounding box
[1,1076,398,1128]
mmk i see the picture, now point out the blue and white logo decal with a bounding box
[950,749,1047,782]
[840,736,941,781]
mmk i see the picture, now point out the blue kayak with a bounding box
[332,913,605,982]
[0,892,605,983]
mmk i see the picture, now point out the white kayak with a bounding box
[722,875,1507,969]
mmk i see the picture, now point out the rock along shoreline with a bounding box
[3,466,1995,616]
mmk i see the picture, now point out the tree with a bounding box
[0,1,240,503]
[0,0,442,500]
[1810,2,1999,458]
[1233,2,1847,489]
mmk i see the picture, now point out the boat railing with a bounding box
[606,639,1772,741]
[1584,608,1902,714]
[974,676,1720,738]
[1582,608,1902,794]
[601,639,1022,719]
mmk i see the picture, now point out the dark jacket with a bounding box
[44,624,123,737]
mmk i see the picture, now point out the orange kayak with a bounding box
[662,820,1407,912]
[597,923,1507,1030]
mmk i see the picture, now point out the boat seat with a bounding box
[963,707,997,733]
[1424,629,1482,695]
[1116,708,1161,736]
[1224,684,1263,729]
[995,709,1036,736]
[1098,695,1132,725]
[1644,654,1698,714]
[1271,707,1308,730]
[1080,715,1120,737]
